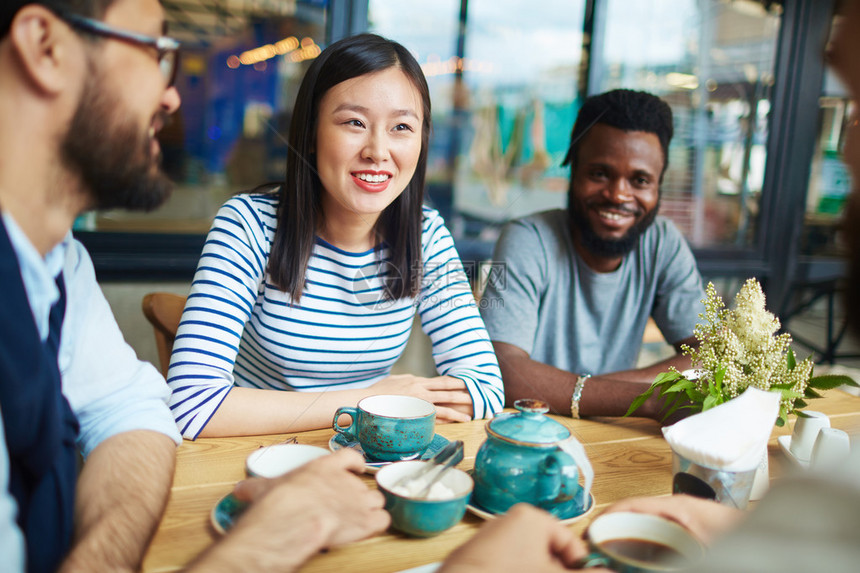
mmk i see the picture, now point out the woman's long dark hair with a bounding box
[269,33,432,302]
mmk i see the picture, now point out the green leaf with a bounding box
[769,382,794,390]
[703,393,719,411]
[624,387,656,417]
[794,399,808,409]
[659,393,686,422]
[685,387,708,403]
[663,379,694,395]
[684,385,699,397]
[804,387,823,399]
[781,390,805,401]
[809,375,858,390]
[777,404,789,427]
[786,348,796,370]
[714,365,726,394]
[653,371,683,386]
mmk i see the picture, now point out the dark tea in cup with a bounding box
[600,537,684,564]
[578,512,703,572]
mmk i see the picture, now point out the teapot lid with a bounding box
[487,399,571,445]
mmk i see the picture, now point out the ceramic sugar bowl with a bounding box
[472,399,593,519]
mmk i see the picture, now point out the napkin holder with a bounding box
[664,388,780,509]
[670,449,757,509]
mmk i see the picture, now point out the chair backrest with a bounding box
[642,317,665,345]
[142,292,187,376]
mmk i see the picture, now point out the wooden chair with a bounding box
[643,317,666,345]
[142,292,187,376]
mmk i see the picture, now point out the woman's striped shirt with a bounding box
[166,192,504,438]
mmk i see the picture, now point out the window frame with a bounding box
[83,0,837,319]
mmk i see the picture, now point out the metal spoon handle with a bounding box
[416,441,465,498]
[391,440,464,493]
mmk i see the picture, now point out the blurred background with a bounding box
[81,0,857,372]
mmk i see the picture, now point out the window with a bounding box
[76,0,328,235]
[802,67,852,258]
[592,0,782,249]
[369,0,585,230]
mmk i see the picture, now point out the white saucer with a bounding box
[777,435,810,468]
[465,492,595,525]
[246,444,330,479]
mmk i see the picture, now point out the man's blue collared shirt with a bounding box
[0,212,181,571]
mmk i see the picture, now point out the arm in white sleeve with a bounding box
[59,240,180,457]
[167,196,269,438]
[417,210,504,419]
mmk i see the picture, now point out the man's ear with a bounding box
[8,5,83,95]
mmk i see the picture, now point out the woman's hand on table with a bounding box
[188,450,388,572]
[601,494,745,545]
[439,504,607,573]
[372,374,473,422]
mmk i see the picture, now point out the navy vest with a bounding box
[0,217,80,573]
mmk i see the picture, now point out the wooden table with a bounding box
[142,390,860,572]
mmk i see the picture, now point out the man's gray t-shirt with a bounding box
[481,209,704,375]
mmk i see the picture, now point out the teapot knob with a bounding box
[513,399,549,415]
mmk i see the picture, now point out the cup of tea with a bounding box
[789,411,830,462]
[577,512,704,572]
[332,395,436,462]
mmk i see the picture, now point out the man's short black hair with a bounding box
[562,89,674,180]
[1,1,113,39]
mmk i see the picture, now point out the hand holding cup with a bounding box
[576,511,704,572]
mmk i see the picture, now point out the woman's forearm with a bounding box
[197,385,380,437]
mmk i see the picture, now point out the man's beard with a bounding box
[60,66,173,212]
[569,196,659,258]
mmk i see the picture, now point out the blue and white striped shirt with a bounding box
[167,192,504,438]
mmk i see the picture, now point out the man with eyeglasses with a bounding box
[0,2,388,572]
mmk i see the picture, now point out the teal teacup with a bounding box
[375,460,473,537]
[333,395,436,462]
[577,512,704,572]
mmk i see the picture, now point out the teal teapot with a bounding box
[472,399,593,519]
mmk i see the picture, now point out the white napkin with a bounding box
[662,388,780,472]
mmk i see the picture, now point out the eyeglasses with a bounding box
[55,10,181,87]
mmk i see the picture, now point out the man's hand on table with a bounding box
[439,504,607,573]
[439,495,745,572]
[601,494,744,545]
[233,449,389,547]
[187,449,388,573]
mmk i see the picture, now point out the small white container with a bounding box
[789,411,830,462]
[810,427,851,470]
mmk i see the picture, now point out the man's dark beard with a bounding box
[60,67,173,212]
[569,197,659,258]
